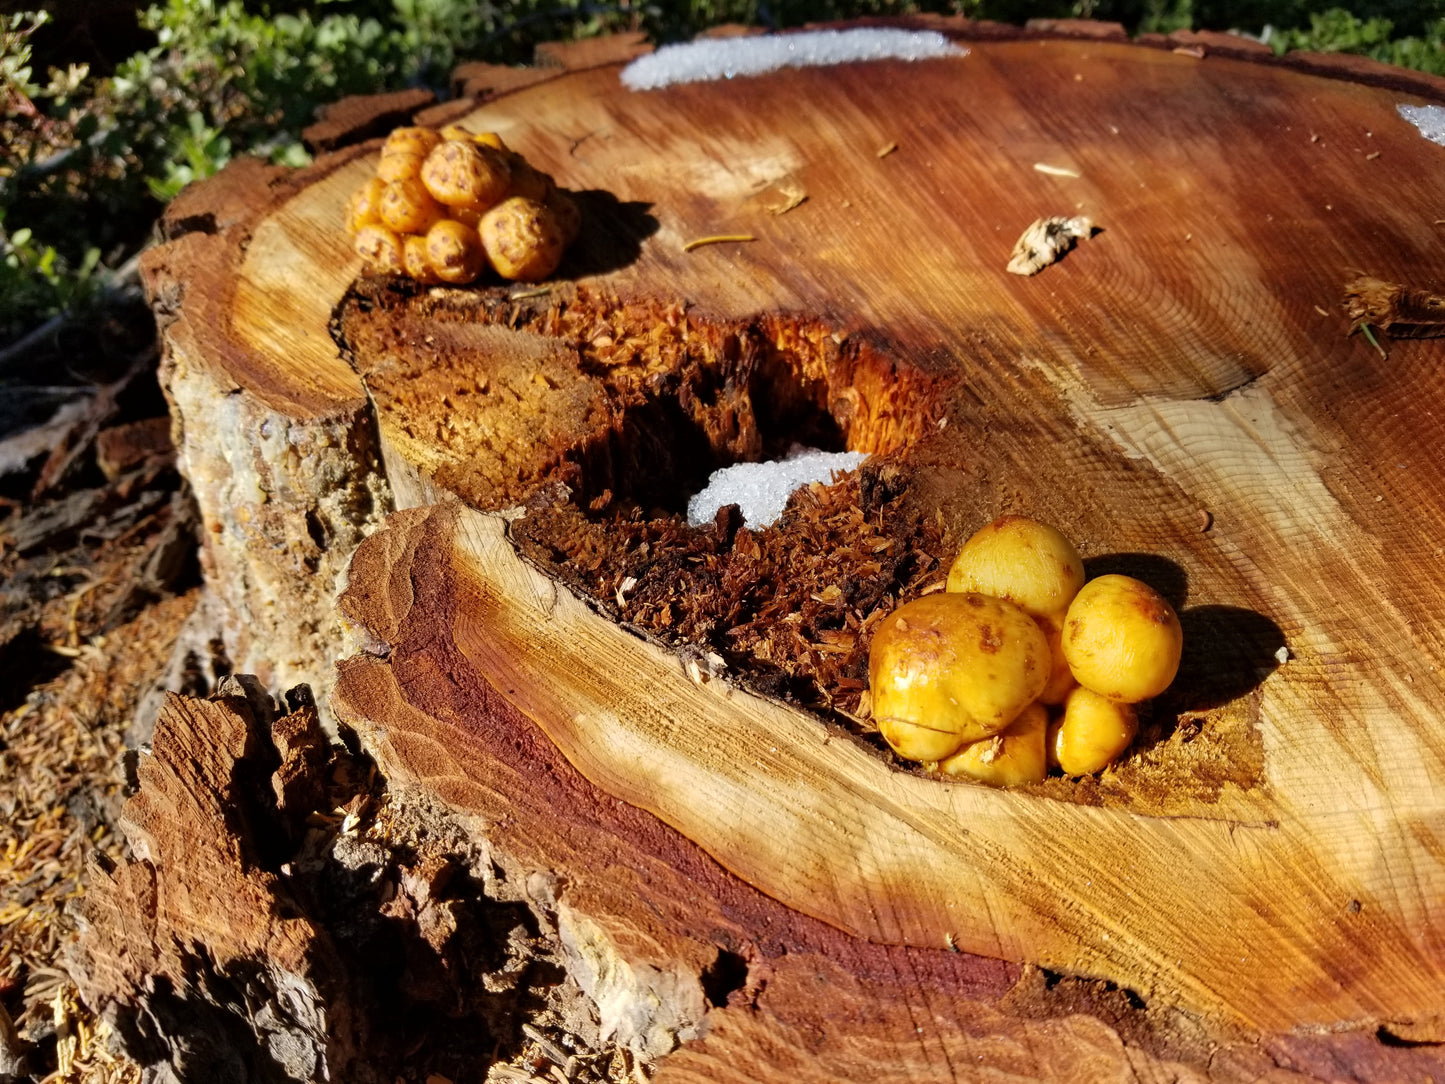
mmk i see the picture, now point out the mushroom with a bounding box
[479,197,566,282]
[1053,686,1138,775]
[1062,574,1182,703]
[353,223,405,274]
[345,177,387,234]
[425,219,488,284]
[420,140,512,209]
[402,234,440,284]
[939,702,1049,785]
[378,177,446,235]
[867,593,1050,763]
[946,515,1085,622]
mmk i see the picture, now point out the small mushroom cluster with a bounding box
[346,125,580,285]
[867,516,1183,786]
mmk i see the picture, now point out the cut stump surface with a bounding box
[129,19,1445,1082]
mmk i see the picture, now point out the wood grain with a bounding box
[334,501,1445,1081]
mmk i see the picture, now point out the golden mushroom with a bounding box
[946,515,1085,621]
[1034,616,1077,706]
[868,592,1050,763]
[420,139,512,209]
[939,701,1049,786]
[424,219,488,284]
[505,156,556,203]
[402,234,440,284]
[1054,686,1138,775]
[479,196,567,282]
[345,177,387,234]
[352,223,404,274]
[377,177,446,235]
[1062,574,1183,703]
[376,152,427,184]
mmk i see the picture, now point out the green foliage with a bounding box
[0,11,106,340]
[0,10,47,100]
[0,208,101,343]
[1268,9,1445,75]
[1137,0,1193,34]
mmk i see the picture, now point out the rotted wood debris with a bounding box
[68,679,639,1084]
[1343,274,1445,337]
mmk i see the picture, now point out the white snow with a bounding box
[1398,103,1445,146]
[621,29,966,91]
[687,446,869,528]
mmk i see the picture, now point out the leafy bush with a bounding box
[1,11,105,341]
[1267,8,1445,75]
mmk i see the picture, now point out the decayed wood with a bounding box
[301,87,437,153]
[533,30,653,69]
[123,17,1445,1082]
[72,681,349,1080]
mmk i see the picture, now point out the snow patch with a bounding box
[1398,103,1445,146]
[687,447,869,528]
[621,29,966,91]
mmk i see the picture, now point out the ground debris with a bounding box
[1007,215,1097,276]
[761,181,808,216]
[0,334,195,1083]
[0,590,196,1084]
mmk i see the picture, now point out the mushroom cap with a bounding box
[425,219,488,284]
[353,223,405,274]
[378,177,446,235]
[420,140,512,209]
[479,197,567,282]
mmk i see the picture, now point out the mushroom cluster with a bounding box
[346,125,580,285]
[867,516,1183,786]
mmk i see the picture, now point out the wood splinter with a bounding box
[1343,274,1445,338]
[1007,215,1097,276]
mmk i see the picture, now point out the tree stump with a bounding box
[95,19,1445,1082]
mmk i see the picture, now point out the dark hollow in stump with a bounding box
[94,18,1445,1082]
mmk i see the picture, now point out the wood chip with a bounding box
[875,141,898,158]
[1033,163,1081,178]
[763,181,808,215]
[1343,274,1445,337]
[1007,215,1096,276]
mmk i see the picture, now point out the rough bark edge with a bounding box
[140,144,397,714]
[71,679,631,1084]
[302,87,438,154]
[853,14,1445,103]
